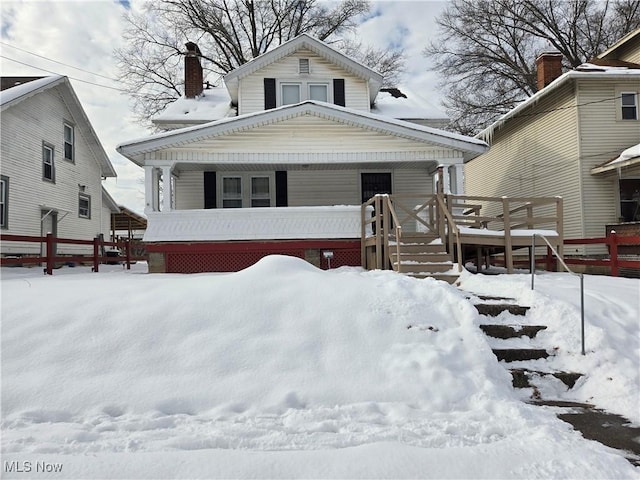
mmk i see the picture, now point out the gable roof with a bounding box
[0,75,117,178]
[476,66,640,143]
[117,100,487,165]
[223,34,384,105]
[597,27,640,60]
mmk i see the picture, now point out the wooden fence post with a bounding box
[93,237,100,273]
[502,197,514,273]
[125,239,131,270]
[546,246,554,272]
[610,231,619,277]
[46,233,54,275]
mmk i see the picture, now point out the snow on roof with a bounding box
[372,87,448,120]
[0,75,64,108]
[592,143,640,174]
[477,65,640,143]
[152,86,235,124]
[118,100,488,164]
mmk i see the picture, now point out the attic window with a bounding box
[299,58,310,74]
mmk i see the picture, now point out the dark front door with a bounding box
[361,173,392,203]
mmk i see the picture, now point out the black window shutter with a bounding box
[264,78,276,110]
[333,79,345,107]
[204,171,216,209]
[275,171,288,207]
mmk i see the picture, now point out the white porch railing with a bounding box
[143,206,372,242]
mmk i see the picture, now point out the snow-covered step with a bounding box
[393,262,454,274]
[492,348,550,362]
[479,324,547,339]
[474,303,530,317]
[510,368,582,389]
[404,272,460,284]
[390,252,452,263]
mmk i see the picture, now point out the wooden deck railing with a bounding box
[0,233,147,274]
[361,193,564,273]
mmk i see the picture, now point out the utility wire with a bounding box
[1,55,126,93]
[0,41,118,82]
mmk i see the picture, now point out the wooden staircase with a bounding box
[389,233,459,284]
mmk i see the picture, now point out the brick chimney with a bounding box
[536,52,563,90]
[184,41,203,98]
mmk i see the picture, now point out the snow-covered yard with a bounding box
[1,257,638,479]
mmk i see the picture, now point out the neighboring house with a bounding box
[0,76,118,256]
[466,28,640,256]
[117,34,487,273]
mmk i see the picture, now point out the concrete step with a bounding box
[479,324,547,339]
[474,303,530,317]
[492,348,549,362]
[509,368,582,389]
[390,252,452,263]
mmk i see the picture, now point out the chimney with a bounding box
[184,41,203,98]
[536,52,563,90]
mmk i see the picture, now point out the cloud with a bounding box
[0,0,448,215]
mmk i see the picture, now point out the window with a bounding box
[78,193,91,218]
[222,176,242,208]
[309,83,328,102]
[281,83,301,105]
[0,176,8,229]
[251,177,271,207]
[64,122,74,161]
[43,143,55,182]
[621,93,638,120]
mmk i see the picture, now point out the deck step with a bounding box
[405,273,459,284]
[394,262,454,274]
[510,368,582,389]
[390,252,452,263]
[492,348,549,362]
[474,303,530,317]
[394,243,447,254]
[479,324,547,339]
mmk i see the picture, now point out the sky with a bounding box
[0,0,448,215]
[1,258,639,477]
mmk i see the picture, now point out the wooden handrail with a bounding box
[435,194,463,272]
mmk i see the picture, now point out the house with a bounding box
[117,34,488,273]
[466,28,640,257]
[0,76,118,257]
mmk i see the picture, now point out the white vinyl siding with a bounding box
[577,78,640,249]
[175,171,205,210]
[159,115,462,158]
[0,84,109,255]
[466,81,581,241]
[237,48,370,115]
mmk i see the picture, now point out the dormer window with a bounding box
[281,83,301,105]
[299,58,310,74]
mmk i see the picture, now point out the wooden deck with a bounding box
[361,194,563,276]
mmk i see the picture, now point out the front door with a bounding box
[361,173,392,203]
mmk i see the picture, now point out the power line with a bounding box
[0,55,126,92]
[0,41,118,82]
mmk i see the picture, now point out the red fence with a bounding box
[563,232,640,276]
[0,233,147,275]
[490,232,640,276]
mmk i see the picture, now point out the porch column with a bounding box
[144,166,156,213]
[453,164,465,195]
[162,166,173,212]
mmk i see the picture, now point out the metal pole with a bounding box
[580,274,585,355]
[531,235,536,290]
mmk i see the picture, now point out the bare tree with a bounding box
[116,0,404,124]
[425,0,640,135]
